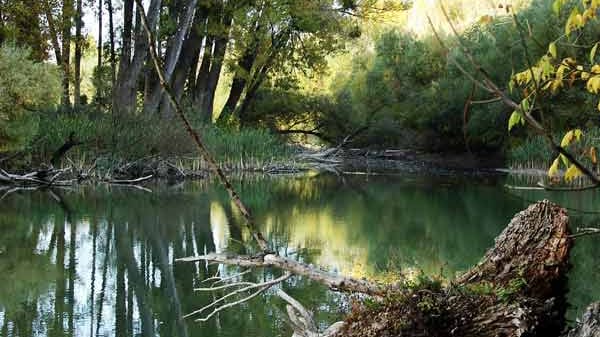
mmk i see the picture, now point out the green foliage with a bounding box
[254,0,564,151]
[0,43,60,152]
[32,108,293,168]
[495,276,527,303]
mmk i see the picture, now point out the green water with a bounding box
[1,172,599,336]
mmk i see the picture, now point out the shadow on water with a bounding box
[0,172,598,336]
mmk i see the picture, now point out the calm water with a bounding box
[1,172,600,337]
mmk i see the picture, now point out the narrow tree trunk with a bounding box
[74,0,83,107]
[107,0,116,85]
[192,35,213,121]
[218,46,258,122]
[61,0,74,109]
[168,9,208,116]
[97,0,102,70]
[44,0,62,65]
[202,9,232,120]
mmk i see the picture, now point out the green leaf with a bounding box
[591,43,599,64]
[508,111,523,132]
[520,98,530,113]
[549,42,558,58]
[560,153,569,167]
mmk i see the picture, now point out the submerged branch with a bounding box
[176,253,386,296]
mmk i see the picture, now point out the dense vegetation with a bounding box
[1,0,600,169]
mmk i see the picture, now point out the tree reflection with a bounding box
[2,174,593,337]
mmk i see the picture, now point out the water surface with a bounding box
[1,172,599,336]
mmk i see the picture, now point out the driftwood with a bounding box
[0,167,73,186]
[0,167,153,189]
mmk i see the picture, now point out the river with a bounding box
[1,172,599,336]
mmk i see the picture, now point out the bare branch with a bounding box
[184,272,292,321]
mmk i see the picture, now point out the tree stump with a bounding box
[567,302,600,337]
[337,200,571,337]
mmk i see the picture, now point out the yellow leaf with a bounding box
[587,76,600,93]
[561,130,575,147]
[551,79,563,93]
[592,64,600,73]
[590,147,598,165]
[556,64,569,80]
[549,42,558,58]
[582,71,591,80]
[548,157,561,177]
[566,8,584,35]
[564,164,582,182]
[591,43,599,64]
[508,111,523,131]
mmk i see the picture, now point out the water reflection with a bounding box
[0,173,597,336]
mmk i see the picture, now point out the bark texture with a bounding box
[568,303,600,337]
[337,200,572,337]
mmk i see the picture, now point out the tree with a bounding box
[0,44,61,152]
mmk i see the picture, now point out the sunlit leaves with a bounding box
[564,164,583,181]
[508,111,525,132]
[590,43,599,63]
[548,157,561,177]
[561,129,583,147]
[566,8,584,35]
[586,75,600,93]
[549,42,558,59]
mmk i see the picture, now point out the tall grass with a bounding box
[30,108,295,171]
[507,128,600,170]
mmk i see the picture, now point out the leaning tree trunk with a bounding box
[337,200,571,337]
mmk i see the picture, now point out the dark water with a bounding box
[1,172,600,337]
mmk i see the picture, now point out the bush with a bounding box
[0,43,60,152]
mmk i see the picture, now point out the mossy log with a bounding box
[337,200,571,337]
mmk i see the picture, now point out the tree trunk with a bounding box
[74,0,83,107]
[170,9,208,105]
[143,0,198,116]
[113,0,161,115]
[107,0,116,85]
[338,200,572,337]
[97,0,103,78]
[201,4,232,121]
[43,0,62,65]
[61,0,74,109]
[192,35,213,121]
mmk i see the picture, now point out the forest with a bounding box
[3,0,600,336]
